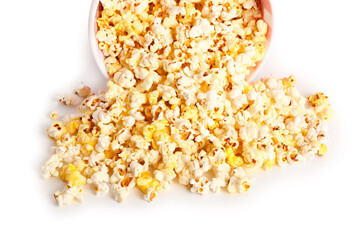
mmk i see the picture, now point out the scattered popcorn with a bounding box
[42,0,333,206]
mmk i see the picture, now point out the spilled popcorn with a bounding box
[41,0,333,206]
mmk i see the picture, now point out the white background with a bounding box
[1,0,359,239]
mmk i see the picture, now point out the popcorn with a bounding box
[136,171,160,193]
[92,108,111,124]
[41,154,63,179]
[50,112,58,120]
[89,165,109,184]
[189,176,210,195]
[94,182,110,196]
[58,94,78,105]
[144,188,157,202]
[308,93,334,120]
[95,134,111,152]
[88,151,105,167]
[205,90,219,110]
[129,91,146,109]
[113,68,135,88]
[111,176,136,202]
[59,163,86,187]
[188,18,214,38]
[75,85,92,98]
[43,0,333,206]
[227,177,251,193]
[47,122,67,140]
[54,185,83,206]
[318,143,328,157]
[210,177,226,193]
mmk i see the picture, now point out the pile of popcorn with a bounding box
[41,0,333,206]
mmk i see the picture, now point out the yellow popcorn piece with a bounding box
[181,105,198,121]
[81,144,94,156]
[282,75,297,90]
[263,159,276,170]
[171,104,178,110]
[225,147,244,167]
[106,64,121,76]
[151,139,159,150]
[164,155,177,169]
[308,93,333,120]
[132,20,144,34]
[308,93,329,107]
[163,16,177,29]
[152,119,169,131]
[60,164,86,187]
[97,18,109,29]
[283,135,296,147]
[318,143,328,157]
[225,147,235,158]
[143,124,156,142]
[104,150,117,159]
[77,131,97,155]
[134,121,147,132]
[66,120,81,135]
[227,155,244,167]
[183,2,197,23]
[228,41,242,57]
[209,106,224,120]
[73,159,86,172]
[136,171,160,193]
[243,85,253,94]
[148,91,159,105]
[77,131,91,144]
[153,130,171,142]
[208,121,220,130]
[50,112,58,120]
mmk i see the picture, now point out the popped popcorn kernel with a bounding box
[66,120,81,135]
[75,85,92,98]
[58,94,78,105]
[308,93,333,120]
[263,159,276,170]
[136,171,160,194]
[47,121,67,140]
[60,164,86,187]
[227,155,244,168]
[318,143,328,157]
[50,112,58,120]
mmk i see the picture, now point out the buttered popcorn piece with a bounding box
[50,112,58,120]
[75,85,92,98]
[58,94,78,105]
[42,0,333,206]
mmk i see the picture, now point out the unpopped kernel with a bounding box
[42,0,333,206]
